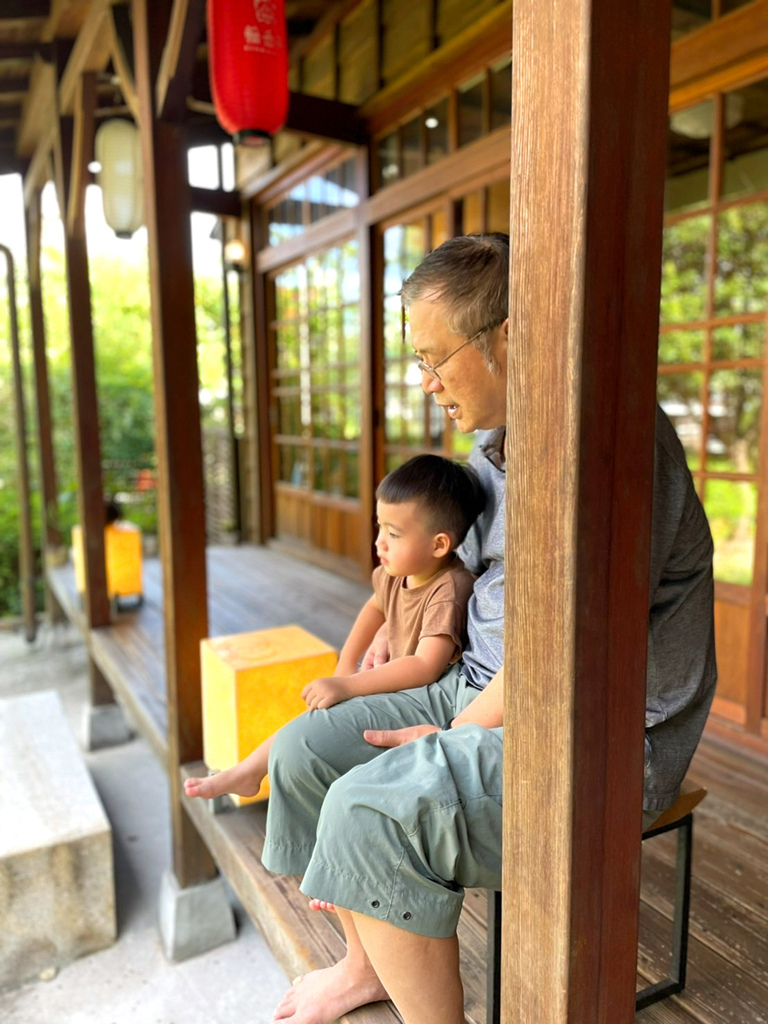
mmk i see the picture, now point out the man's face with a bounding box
[408,297,507,433]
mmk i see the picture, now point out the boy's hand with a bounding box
[302,676,352,711]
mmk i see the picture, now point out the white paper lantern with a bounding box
[95,119,144,238]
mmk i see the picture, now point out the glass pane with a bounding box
[704,479,756,585]
[314,448,327,492]
[706,369,762,473]
[722,80,768,201]
[660,215,711,325]
[658,371,704,469]
[280,445,309,487]
[715,202,768,316]
[278,393,301,435]
[327,448,344,496]
[490,57,512,132]
[712,321,764,361]
[345,453,359,498]
[658,329,705,365]
[425,98,450,165]
[459,74,485,148]
[342,158,359,203]
[377,133,400,187]
[308,176,327,223]
[402,116,423,177]
[220,143,235,191]
[188,145,219,188]
[671,0,710,41]
[666,103,711,214]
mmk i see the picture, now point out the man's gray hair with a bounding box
[400,233,509,371]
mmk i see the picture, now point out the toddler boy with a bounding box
[184,453,485,802]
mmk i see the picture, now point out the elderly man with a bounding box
[264,234,716,1024]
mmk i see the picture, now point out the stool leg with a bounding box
[488,890,501,1024]
[671,813,693,990]
[635,812,693,1011]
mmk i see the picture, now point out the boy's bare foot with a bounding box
[272,957,388,1023]
[308,898,336,913]
[183,765,263,800]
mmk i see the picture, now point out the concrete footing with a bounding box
[158,870,236,961]
[81,701,134,751]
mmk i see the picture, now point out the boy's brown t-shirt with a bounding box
[372,557,476,663]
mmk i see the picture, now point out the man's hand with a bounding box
[360,622,389,670]
[364,724,440,747]
[302,676,351,711]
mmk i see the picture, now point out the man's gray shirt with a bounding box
[458,406,717,812]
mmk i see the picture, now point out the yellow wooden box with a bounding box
[72,523,143,600]
[201,625,337,804]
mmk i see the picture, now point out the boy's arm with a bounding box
[334,595,387,676]
[302,633,456,710]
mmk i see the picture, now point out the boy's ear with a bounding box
[432,532,453,557]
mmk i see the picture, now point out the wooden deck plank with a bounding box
[48,544,768,1024]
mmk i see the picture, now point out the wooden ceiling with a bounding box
[0,0,342,180]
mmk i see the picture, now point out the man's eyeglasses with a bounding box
[407,319,504,382]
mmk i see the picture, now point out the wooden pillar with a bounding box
[133,0,217,887]
[250,200,275,544]
[52,58,112,706]
[503,2,671,1022]
[1,243,36,642]
[24,187,63,621]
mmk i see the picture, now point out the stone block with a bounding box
[0,692,116,991]
[201,625,336,804]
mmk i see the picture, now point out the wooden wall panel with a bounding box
[437,0,498,46]
[339,0,378,105]
[714,598,751,706]
[381,0,432,86]
[303,32,335,99]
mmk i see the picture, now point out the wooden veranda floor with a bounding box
[48,545,768,1024]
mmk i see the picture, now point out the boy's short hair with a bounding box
[376,454,486,547]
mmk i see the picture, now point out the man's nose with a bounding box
[421,370,443,393]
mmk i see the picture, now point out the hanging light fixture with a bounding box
[207,0,289,146]
[94,119,144,239]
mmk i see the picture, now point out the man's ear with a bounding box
[433,532,453,557]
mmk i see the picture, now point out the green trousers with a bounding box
[261,665,503,938]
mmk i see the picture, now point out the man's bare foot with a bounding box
[308,898,336,913]
[183,764,264,800]
[272,957,388,1023]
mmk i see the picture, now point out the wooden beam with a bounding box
[133,0,217,889]
[285,92,366,145]
[109,2,140,121]
[189,185,242,217]
[0,42,52,60]
[0,0,49,16]
[0,77,28,94]
[67,71,97,238]
[504,0,671,1021]
[155,0,206,122]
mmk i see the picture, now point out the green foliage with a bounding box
[0,241,228,618]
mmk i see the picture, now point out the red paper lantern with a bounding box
[207,0,289,146]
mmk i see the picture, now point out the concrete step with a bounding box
[0,691,116,991]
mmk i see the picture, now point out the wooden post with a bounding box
[24,189,62,565]
[1,244,36,642]
[133,0,217,887]
[53,111,113,704]
[503,2,671,1022]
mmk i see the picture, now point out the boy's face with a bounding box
[375,499,447,582]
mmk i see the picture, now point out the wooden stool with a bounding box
[486,778,707,1021]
